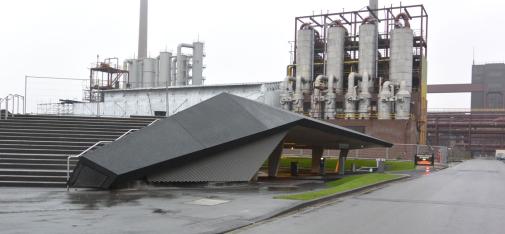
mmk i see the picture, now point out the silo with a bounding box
[192,42,204,85]
[358,22,377,91]
[390,27,414,91]
[158,52,172,87]
[296,27,314,94]
[326,25,346,94]
[142,58,156,88]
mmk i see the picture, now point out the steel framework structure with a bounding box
[428,110,505,156]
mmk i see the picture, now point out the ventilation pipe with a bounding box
[293,76,304,113]
[394,13,411,28]
[310,75,327,118]
[358,72,372,119]
[344,72,360,119]
[395,80,411,119]
[280,76,295,110]
[325,75,337,119]
[378,81,395,119]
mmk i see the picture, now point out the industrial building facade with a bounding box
[426,63,505,156]
[471,63,505,109]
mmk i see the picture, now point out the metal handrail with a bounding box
[66,128,139,190]
[148,118,159,126]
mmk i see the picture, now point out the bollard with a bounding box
[290,161,299,176]
[319,157,325,176]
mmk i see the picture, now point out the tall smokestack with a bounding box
[138,0,148,59]
[369,0,378,18]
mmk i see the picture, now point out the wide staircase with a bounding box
[0,114,157,187]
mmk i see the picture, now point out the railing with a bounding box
[66,128,139,190]
[0,94,25,120]
[148,118,159,126]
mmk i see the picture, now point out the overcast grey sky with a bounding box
[1,0,503,111]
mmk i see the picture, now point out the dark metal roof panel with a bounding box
[148,131,287,182]
[84,118,205,175]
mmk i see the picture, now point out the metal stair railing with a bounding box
[66,128,139,190]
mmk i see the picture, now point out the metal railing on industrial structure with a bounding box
[0,94,25,119]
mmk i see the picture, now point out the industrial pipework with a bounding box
[358,72,372,119]
[281,3,426,120]
[124,42,205,89]
[280,76,295,110]
[378,80,395,119]
[310,75,327,118]
[344,72,360,119]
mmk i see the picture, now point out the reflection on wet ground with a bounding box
[65,190,177,209]
[59,178,327,209]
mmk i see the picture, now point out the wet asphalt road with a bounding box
[237,160,505,234]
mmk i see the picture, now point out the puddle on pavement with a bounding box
[65,190,176,209]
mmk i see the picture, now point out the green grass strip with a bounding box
[268,157,415,172]
[275,173,403,201]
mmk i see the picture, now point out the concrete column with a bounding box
[338,149,349,175]
[311,147,324,173]
[268,143,284,177]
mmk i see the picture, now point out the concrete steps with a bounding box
[0,114,155,187]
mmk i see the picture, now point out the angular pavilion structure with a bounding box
[68,93,392,189]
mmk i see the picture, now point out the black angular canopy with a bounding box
[69,93,392,188]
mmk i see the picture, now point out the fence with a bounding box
[283,144,448,164]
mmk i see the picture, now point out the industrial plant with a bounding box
[75,2,429,148]
[0,0,444,188]
[279,3,429,154]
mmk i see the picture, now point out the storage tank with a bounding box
[192,42,204,85]
[128,60,140,88]
[358,20,377,91]
[326,23,346,95]
[390,14,414,91]
[176,55,189,86]
[296,25,314,94]
[142,58,156,88]
[158,52,172,87]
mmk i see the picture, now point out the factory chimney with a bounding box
[138,0,148,59]
[369,0,378,17]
